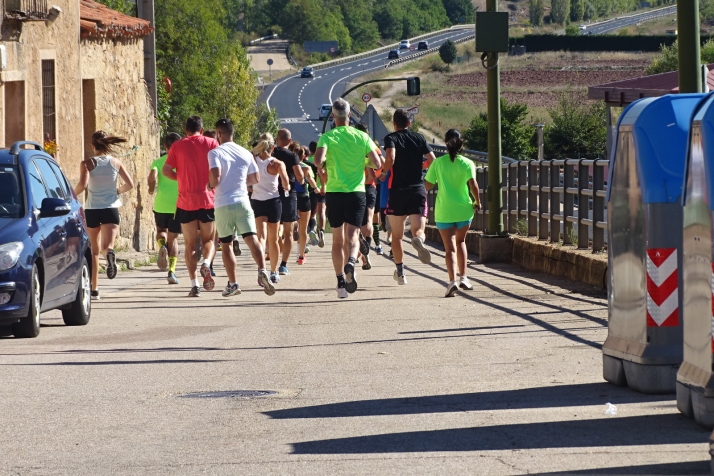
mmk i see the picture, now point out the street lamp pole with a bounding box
[486,0,504,236]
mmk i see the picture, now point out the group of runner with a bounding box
[79,100,482,300]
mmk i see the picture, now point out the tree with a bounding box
[564,24,579,35]
[464,98,536,160]
[551,0,571,24]
[544,92,606,158]
[95,0,135,15]
[336,0,381,52]
[442,0,475,24]
[646,39,714,75]
[280,0,352,52]
[439,39,458,64]
[570,0,585,22]
[529,0,545,26]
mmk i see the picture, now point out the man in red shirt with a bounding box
[162,116,219,297]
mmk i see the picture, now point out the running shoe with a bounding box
[200,263,215,291]
[259,270,276,296]
[393,270,408,285]
[106,249,117,279]
[279,265,290,275]
[411,236,432,265]
[309,229,319,246]
[297,256,306,265]
[336,286,349,299]
[233,240,242,256]
[270,272,280,284]
[375,245,384,255]
[168,272,179,285]
[157,245,168,271]
[359,234,370,256]
[388,249,394,260]
[188,286,201,297]
[217,243,223,251]
[293,229,299,241]
[222,282,242,297]
[344,262,358,293]
[209,263,216,277]
[304,245,310,254]
[362,254,372,270]
[459,276,474,290]
[318,230,325,248]
[445,281,459,297]
[91,290,100,301]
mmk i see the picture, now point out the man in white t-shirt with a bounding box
[208,119,275,297]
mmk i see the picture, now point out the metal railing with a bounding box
[426,157,609,252]
[4,0,48,20]
[385,34,475,69]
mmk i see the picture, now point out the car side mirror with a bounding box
[39,197,70,218]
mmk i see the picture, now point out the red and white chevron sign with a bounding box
[646,248,679,327]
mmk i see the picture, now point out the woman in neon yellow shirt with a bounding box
[424,129,481,297]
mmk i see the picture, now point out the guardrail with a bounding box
[430,144,515,165]
[309,24,474,71]
[249,34,278,45]
[581,4,675,30]
[385,34,475,69]
[426,157,609,251]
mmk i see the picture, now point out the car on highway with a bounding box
[300,66,314,78]
[318,104,332,120]
[417,41,429,50]
[0,141,91,338]
[399,40,411,49]
[388,49,400,59]
[579,24,587,30]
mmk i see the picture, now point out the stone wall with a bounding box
[81,37,160,251]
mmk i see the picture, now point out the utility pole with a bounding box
[137,0,158,114]
[486,0,504,236]
[678,0,702,93]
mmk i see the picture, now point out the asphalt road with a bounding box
[581,5,677,35]
[263,28,475,146]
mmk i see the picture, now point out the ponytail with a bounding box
[444,128,463,162]
[91,130,127,155]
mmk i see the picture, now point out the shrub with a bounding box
[544,91,606,158]
[464,98,536,160]
[565,25,580,36]
[439,40,458,64]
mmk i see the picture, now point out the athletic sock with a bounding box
[336,274,346,287]
[365,237,372,247]
[373,224,380,244]
[168,257,177,272]
[348,256,357,266]
[191,278,199,288]
[157,237,166,248]
[396,263,404,276]
[309,217,316,231]
[229,282,237,287]
[280,260,287,268]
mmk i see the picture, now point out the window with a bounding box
[48,161,72,199]
[34,158,65,200]
[0,167,24,218]
[28,162,49,210]
[41,59,56,142]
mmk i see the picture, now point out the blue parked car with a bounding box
[0,141,91,338]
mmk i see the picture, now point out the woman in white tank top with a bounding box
[73,131,134,300]
[250,133,290,282]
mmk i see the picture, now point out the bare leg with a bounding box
[281,221,294,263]
[221,240,237,283]
[266,222,280,273]
[439,227,458,282]
[156,226,168,246]
[455,225,469,278]
[317,202,326,230]
[99,224,119,256]
[167,232,179,258]
[181,221,200,280]
[331,225,345,275]
[388,215,407,264]
[87,227,101,291]
[243,234,266,270]
[344,223,360,263]
[199,221,216,265]
[297,211,310,259]
[409,214,427,241]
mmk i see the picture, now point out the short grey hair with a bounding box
[332,98,350,120]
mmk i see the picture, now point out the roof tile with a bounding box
[80,0,153,40]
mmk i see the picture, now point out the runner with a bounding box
[273,129,305,276]
[424,129,481,296]
[162,116,218,297]
[289,143,319,265]
[352,123,382,271]
[314,98,382,298]
[376,167,391,256]
[148,132,182,285]
[382,108,437,285]
[73,131,135,300]
[207,119,275,296]
[307,141,327,248]
[251,133,291,284]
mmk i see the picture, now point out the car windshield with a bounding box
[0,166,24,218]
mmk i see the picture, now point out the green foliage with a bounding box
[515,219,529,236]
[646,39,714,75]
[253,104,281,141]
[439,39,458,64]
[280,0,352,52]
[544,92,607,158]
[570,0,585,22]
[336,0,381,52]
[529,0,545,26]
[551,0,571,24]
[95,0,135,15]
[463,98,536,160]
[565,25,580,36]
[442,0,475,24]
[156,69,171,135]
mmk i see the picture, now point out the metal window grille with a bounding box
[41,59,55,142]
[5,0,48,19]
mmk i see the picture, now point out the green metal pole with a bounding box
[678,0,702,93]
[486,0,504,236]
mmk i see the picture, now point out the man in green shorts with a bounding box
[314,98,382,298]
[149,132,182,284]
[208,119,275,296]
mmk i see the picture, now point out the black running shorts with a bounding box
[310,191,326,211]
[280,192,299,223]
[85,208,120,228]
[385,186,427,217]
[251,197,282,224]
[362,185,378,226]
[153,211,182,234]
[297,193,312,213]
[326,191,366,229]
[175,207,215,224]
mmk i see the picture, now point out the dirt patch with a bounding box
[423,90,587,109]
[447,70,645,89]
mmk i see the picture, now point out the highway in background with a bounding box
[582,5,677,35]
[263,28,474,146]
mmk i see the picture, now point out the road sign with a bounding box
[409,45,416,51]
[267,58,273,66]
[404,106,419,123]
[362,93,372,103]
[329,46,337,53]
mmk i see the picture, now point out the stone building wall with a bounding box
[81,38,160,252]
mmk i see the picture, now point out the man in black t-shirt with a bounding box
[382,109,436,284]
[274,128,305,276]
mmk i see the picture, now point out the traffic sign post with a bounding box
[403,106,419,122]
[329,46,337,57]
[362,93,372,104]
[267,58,273,81]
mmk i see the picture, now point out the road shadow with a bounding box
[289,413,708,454]
[264,383,671,420]
[536,460,710,475]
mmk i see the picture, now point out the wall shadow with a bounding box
[536,460,710,475]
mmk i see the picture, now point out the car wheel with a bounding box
[62,257,91,326]
[12,264,41,338]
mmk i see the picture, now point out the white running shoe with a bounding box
[336,286,349,299]
[393,270,407,285]
[222,282,242,297]
[157,245,168,271]
[459,276,474,290]
[259,270,276,296]
[445,281,459,297]
[411,236,431,264]
[318,230,325,248]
